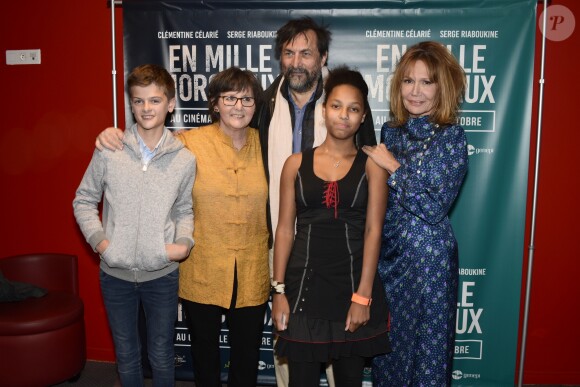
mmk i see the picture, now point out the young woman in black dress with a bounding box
[271,66,391,387]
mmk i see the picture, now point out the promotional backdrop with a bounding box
[122,0,537,385]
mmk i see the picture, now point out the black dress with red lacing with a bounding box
[275,147,391,363]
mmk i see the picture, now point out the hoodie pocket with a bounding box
[100,239,133,270]
[136,235,172,271]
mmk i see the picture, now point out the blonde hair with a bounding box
[389,41,466,127]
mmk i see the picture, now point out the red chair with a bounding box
[0,253,86,387]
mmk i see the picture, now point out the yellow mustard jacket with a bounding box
[177,124,270,308]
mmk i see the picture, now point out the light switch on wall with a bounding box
[6,49,42,65]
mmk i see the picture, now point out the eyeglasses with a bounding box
[220,95,255,107]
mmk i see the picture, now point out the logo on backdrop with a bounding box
[539,5,575,41]
[258,360,275,370]
[467,144,495,156]
[452,369,482,380]
[174,354,187,367]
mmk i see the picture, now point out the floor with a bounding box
[52,360,578,387]
[51,360,269,387]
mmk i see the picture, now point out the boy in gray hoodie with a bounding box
[73,64,196,386]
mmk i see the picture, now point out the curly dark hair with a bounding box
[274,17,332,63]
[324,65,369,116]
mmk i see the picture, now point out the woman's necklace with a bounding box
[321,144,342,168]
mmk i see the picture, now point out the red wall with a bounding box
[519,0,580,384]
[0,0,124,361]
[1,0,578,382]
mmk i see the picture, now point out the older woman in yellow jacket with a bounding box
[177,67,269,387]
[95,66,269,387]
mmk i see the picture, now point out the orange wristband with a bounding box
[351,293,372,306]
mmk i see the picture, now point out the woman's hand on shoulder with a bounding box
[96,127,125,151]
[362,144,400,174]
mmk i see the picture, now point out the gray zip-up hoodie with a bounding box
[73,124,196,283]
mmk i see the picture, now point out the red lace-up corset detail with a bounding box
[323,181,340,219]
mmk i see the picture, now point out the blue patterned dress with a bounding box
[372,116,468,386]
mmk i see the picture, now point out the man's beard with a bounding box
[283,65,321,93]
